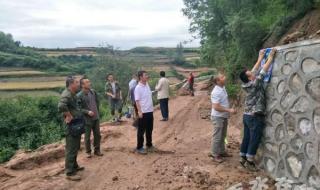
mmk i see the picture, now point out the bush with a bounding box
[0,96,64,162]
[226,83,241,99]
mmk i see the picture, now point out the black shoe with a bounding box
[75,166,85,171]
[240,156,247,168]
[66,173,81,181]
[94,151,104,156]
[244,161,259,172]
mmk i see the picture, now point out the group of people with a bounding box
[58,70,171,181]
[209,48,276,172]
[57,47,275,181]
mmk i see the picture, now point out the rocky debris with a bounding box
[198,100,211,120]
[283,31,305,44]
[112,176,119,181]
[5,143,64,170]
[182,166,213,186]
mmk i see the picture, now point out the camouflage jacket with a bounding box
[105,81,121,100]
[242,69,267,115]
[58,88,82,118]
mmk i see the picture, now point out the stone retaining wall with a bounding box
[259,39,320,188]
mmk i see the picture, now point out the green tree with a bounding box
[182,0,315,81]
[172,42,186,65]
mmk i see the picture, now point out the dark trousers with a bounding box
[159,98,169,119]
[85,119,101,154]
[65,133,81,175]
[109,98,122,116]
[137,112,154,149]
[240,114,264,158]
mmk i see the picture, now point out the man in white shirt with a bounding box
[209,74,236,163]
[134,71,155,154]
[128,74,139,127]
[155,71,170,121]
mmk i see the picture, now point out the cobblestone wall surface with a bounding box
[259,39,320,188]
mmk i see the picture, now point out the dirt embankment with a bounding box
[0,82,272,190]
[264,8,320,48]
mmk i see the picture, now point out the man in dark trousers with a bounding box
[188,72,195,96]
[134,71,155,154]
[77,77,103,158]
[239,48,276,171]
[155,71,170,121]
[105,73,123,122]
[58,76,84,181]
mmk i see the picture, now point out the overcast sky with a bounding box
[0,0,199,49]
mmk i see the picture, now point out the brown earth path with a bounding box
[0,86,271,190]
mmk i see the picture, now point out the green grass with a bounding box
[0,76,66,82]
[0,70,45,77]
[0,90,61,98]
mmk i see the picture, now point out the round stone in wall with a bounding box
[290,96,310,114]
[302,58,320,74]
[272,110,283,123]
[286,153,304,178]
[275,124,285,141]
[265,157,276,173]
[313,108,320,135]
[290,134,303,150]
[277,80,286,94]
[306,77,320,102]
[298,118,312,136]
[285,51,298,62]
[305,142,314,159]
[289,73,303,93]
[279,143,288,156]
[280,91,295,109]
[284,113,296,136]
[307,166,320,189]
[282,64,292,75]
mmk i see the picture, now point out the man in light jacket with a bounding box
[155,71,170,121]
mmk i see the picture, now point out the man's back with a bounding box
[156,77,170,99]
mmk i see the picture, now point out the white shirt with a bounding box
[129,79,137,90]
[134,82,154,113]
[155,77,170,100]
[211,85,230,118]
[111,82,116,95]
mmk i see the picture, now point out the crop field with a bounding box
[0,76,66,82]
[0,67,65,95]
[0,70,46,77]
[0,90,60,98]
[0,81,65,90]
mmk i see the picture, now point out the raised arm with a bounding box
[252,49,266,72]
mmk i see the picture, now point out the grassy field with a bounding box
[0,70,46,77]
[0,76,66,82]
[0,81,65,90]
[0,90,60,98]
[0,67,65,92]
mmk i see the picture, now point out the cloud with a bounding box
[0,0,199,49]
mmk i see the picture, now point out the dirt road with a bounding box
[0,87,270,190]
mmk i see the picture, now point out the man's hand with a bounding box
[228,108,237,114]
[269,48,276,57]
[88,111,95,117]
[64,112,73,124]
[259,49,266,58]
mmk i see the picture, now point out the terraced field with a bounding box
[0,70,45,77]
[0,68,65,98]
